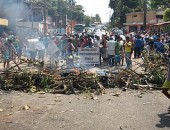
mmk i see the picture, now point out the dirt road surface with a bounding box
[0,89,169,130]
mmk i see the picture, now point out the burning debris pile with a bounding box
[0,53,168,94]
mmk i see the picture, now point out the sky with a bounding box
[75,0,113,23]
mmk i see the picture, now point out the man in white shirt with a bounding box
[107,37,116,67]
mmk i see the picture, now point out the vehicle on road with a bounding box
[73,24,85,35]
[94,28,106,39]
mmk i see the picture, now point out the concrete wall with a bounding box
[126,11,157,24]
[125,10,164,32]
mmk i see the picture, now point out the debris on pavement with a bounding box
[23,105,31,110]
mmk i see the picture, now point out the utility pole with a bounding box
[43,3,47,35]
[70,0,73,35]
[59,0,62,34]
[31,2,34,29]
[143,0,147,32]
[66,14,68,34]
[119,0,123,28]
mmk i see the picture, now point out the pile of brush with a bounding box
[0,52,168,94]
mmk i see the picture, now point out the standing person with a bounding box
[115,36,122,66]
[149,37,154,53]
[60,35,67,58]
[79,38,85,48]
[37,38,45,62]
[154,38,165,53]
[162,45,170,113]
[13,37,22,63]
[73,34,79,54]
[119,37,125,66]
[85,38,94,48]
[101,36,108,65]
[43,35,50,48]
[1,39,16,70]
[134,35,144,58]
[28,39,38,62]
[162,66,170,100]
[124,37,133,69]
[67,38,75,56]
[93,35,100,47]
[66,38,75,68]
[107,37,115,67]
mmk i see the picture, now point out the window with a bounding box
[132,15,137,17]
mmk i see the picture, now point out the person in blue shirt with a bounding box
[85,38,94,48]
[154,38,165,53]
[153,34,159,42]
[43,36,50,48]
[134,35,144,58]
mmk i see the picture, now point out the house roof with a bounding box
[126,10,164,16]
[126,11,155,16]
[152,21,170,26]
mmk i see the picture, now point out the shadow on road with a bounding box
[156,113,170,128]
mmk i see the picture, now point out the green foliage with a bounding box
[84,15,93,26]
[95,14,101,23]
[164,8,170,21]
[149,0,170,9]
[29,0,87,24]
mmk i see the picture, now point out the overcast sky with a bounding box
[76,0,113,23]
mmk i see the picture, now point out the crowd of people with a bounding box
[0,31,170,70]
[57,31,170,69]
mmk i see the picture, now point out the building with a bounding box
[0,18,8,26]
[0,18,9,33]
[124,10,164,33]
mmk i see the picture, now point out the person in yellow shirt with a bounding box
[124,37,132,68]
[162,66,170,113]
[162,66,170,99]
[162,46,170,113]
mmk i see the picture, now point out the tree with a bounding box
[149,0,170,9]
[84,15,92,26]
[109,0,144,27]
[164,8,170,21]
[95,14,101,23]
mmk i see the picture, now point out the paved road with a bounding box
[0,89,169,130]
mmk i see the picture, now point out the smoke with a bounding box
[0,0,28,32]
[0,0,27,19]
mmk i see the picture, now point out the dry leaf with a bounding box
[30,86,37,93]
[90,110,94,113]
[113,93,121,97]
[0,108,3,112]
[138,95,142,98]
[23,105,30,110]
[93,97,99,100]
[54,99,61,102]
[37,91,46,94]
